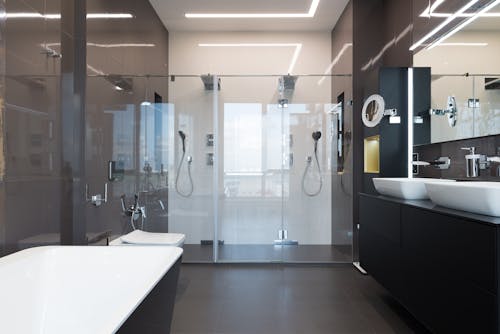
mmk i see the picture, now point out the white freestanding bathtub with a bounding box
[0,246,183,334]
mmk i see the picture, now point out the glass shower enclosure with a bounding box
[86,74,353,263]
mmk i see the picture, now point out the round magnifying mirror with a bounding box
[362,94,385,128]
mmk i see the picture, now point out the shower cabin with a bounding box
[86,73,353,263]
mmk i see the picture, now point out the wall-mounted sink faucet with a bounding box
[461,147,500,177]
[412,156,451,170]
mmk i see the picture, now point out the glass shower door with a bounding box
[216,76,285,262]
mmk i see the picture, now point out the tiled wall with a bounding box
[414,135,500,180]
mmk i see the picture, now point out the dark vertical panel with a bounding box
[413,67,431,145]
[379,67,408,178]
[352,0,413,261]
[60,0,87,245]
[0,0,5,255]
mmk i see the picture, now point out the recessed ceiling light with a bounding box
[198,43,302,74]
[2,12,133,19]
[186,0,320,18]
[436,42,488,46]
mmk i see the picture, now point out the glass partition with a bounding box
[85,74,352,263]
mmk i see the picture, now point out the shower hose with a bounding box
[175,150,194,197]
[302,141,323,197]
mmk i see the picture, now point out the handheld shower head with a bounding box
[312,131,322,142]
[178,131,186,153]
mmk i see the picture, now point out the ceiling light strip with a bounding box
[3,12,132,19]
[436,42,488,46]
[428,0,500,49]
[186,0,319,19]
[409,0,480,51]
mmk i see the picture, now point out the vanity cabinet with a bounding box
[360,194,500,333]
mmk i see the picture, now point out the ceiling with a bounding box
[465,3,500,30]
[148,0,349,32]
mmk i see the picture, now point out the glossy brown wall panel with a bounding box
[2,0,63,255]
[85,0,169,239]
[352,0,413,260]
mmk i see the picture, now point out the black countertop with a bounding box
[360,193,500,226]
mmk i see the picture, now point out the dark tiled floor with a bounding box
[183,244,352,263]
[171,264,430,334]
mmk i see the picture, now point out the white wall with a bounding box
[168,31,336,245]
[414,31,500,143]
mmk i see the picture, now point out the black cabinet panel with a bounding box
[402,206,496,294]
[360,195,500,334]
[360,196,403,298]
[360,196,400,243]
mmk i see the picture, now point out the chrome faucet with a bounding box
[462,147,500,177]
[461,147,481,177]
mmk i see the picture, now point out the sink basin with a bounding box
[425,181,500,217]
[373,178,456,200]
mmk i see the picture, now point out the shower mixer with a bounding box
[175,130,194,197]
[302,131,323,197]
[121,194,146,230]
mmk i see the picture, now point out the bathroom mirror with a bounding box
[362,94,385,128]
[412,0,500,144]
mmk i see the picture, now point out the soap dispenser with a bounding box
[461,147,481,177]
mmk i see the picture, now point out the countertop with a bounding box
[360,193,500,226]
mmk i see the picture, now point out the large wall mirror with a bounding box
[412,0,500,144]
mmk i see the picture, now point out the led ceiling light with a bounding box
[436,42,488,46]
[420,1,500,17]
[428,0,500,49]
[409,0,480,51]
[198,43,302,74]
[2,12,133,19]
[186,0,320,18]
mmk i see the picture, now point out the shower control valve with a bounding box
[120,194,146,221]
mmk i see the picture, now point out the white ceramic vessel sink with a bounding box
[425,181,500,217]
[373,178,455,200]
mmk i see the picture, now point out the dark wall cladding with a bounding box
[0,0,169,256]
[414,135,500,180]
[2,0,62,254]
[84,0,169,244]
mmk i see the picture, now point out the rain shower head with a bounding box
[312,131,322,142]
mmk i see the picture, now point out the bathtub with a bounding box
[0,246,182,334]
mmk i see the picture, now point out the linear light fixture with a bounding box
[186,0,319,18]
[427,0,500,49]
[44,42,154,48]
[436,42,488,46]
[409,0,480,51]
[3,12,133,19]
[421,12,500,17]
[198,43,302,74]
[407,68,414,178]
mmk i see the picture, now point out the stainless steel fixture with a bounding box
[430,95,457,127]
[461,147,481,177]
[461,147,500,177]
[412,156,451,170]
[85,183,108,207]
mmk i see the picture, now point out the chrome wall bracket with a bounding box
[86,183,108,207]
